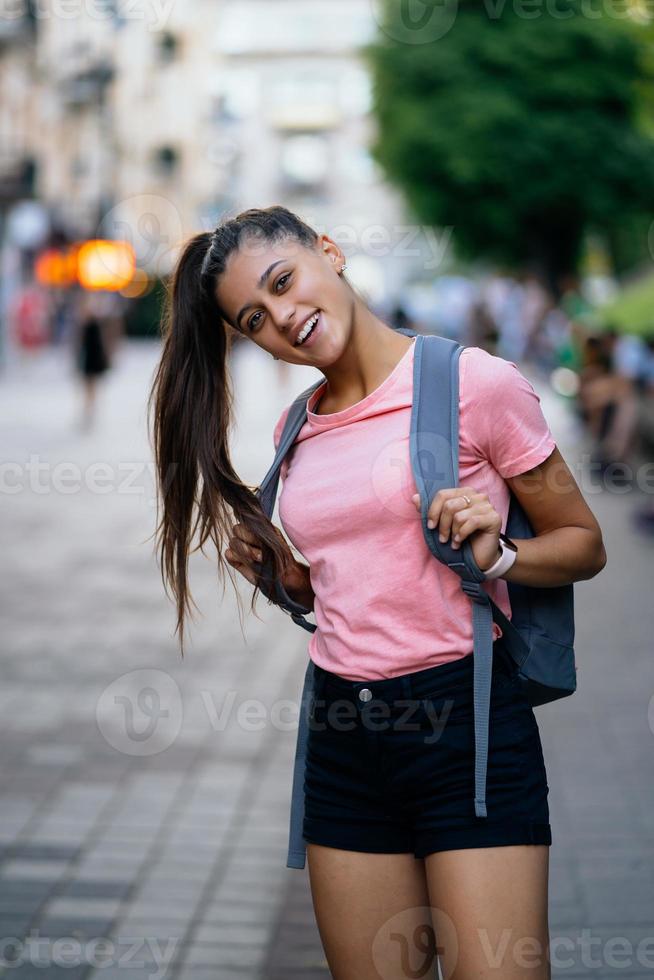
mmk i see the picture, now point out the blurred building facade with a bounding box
[0,0,428,310]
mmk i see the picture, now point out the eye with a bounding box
[247,273,292,331]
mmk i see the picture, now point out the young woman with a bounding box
[148,205,607,980]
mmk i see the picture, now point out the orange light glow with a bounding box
[35,248,76,287]
[77,240,136,291]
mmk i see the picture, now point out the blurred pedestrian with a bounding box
[74,291,111,432]
[630,336,654,535]
[9,281,50,359]
[578,327,641,472]
[466,298,498,353]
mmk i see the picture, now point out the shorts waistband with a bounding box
[317,652,474,704]
[312,642,516,708]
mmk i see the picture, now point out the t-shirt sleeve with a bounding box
[462,347,556,479]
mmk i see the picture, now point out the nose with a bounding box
[273,302,296,337]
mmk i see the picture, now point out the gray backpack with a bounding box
[256,331,576,869]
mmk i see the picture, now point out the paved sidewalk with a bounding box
[1,340,653,979]
[0,339,317,980]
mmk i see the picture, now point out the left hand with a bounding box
[412,487,502,573]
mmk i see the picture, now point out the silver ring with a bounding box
[462,494,472,507]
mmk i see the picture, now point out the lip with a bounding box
[292,310,321,348]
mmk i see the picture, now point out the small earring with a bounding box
[340,262,347,274]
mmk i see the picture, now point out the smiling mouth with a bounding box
[294,311,320,347]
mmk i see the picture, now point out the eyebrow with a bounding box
[235,260,287,330]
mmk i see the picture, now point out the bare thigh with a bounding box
[307,843,438,980]
[425,844,551,980]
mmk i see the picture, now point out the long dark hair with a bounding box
[147,206,321,655]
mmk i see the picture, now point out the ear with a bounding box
[317,233,343,270]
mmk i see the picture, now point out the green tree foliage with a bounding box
[364,0,654,295]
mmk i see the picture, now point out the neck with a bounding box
[318,302,413,407]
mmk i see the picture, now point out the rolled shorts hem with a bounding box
[303,831,415,856]
[302,820,552,860]
[414,820,552,858]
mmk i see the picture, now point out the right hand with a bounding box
[225,522,299,590]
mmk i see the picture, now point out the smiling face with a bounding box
[213,232,353,364]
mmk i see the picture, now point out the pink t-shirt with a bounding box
[272,338,556,681]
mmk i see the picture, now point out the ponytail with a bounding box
[147,226,296,655]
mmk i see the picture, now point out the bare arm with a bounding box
[501,447,607,587]
[412,446,607,588]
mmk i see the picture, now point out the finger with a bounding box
[230,523,263,550]
[451,514,498,549]
[438,497,466,543]
[226,544,261,565]
[225,549,250,574]
[234,543,263,564]
[451,499,493,541]
[426,487,476,532]
[450,513,484,549]
[425,488,461,531]
[225,553,258,586]
[437,493,477,542]
[232,525,261,547]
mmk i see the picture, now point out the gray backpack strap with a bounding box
[255,381,323,632]
[285,657,315,869]
[411,334,493,819]
[254,382,323,869]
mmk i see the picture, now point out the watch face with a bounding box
[499,532,518,552]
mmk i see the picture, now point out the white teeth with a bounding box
[295,312,319,346]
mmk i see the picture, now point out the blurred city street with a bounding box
[0,339,652,979]
[2,2,654,977]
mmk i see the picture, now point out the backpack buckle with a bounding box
[460,579,490,604]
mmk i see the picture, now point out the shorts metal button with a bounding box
[358,688,372,702]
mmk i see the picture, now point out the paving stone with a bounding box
[25,746,85,768]
[72,861,140,883]
[7,845,80,862]
[210,880,284,905]
[181,942,267,968]
[191,923,272,946]
[58,879,133,900]
[199,901,280,926]
[0,967,88,979]
[36,917,116,939]
[0,860,70,881]
[0,915,34,938]
[115,912,191,932]
[0,898,45,919]
[42,896,123,920]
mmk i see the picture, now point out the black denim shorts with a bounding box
[303,640,552,859]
